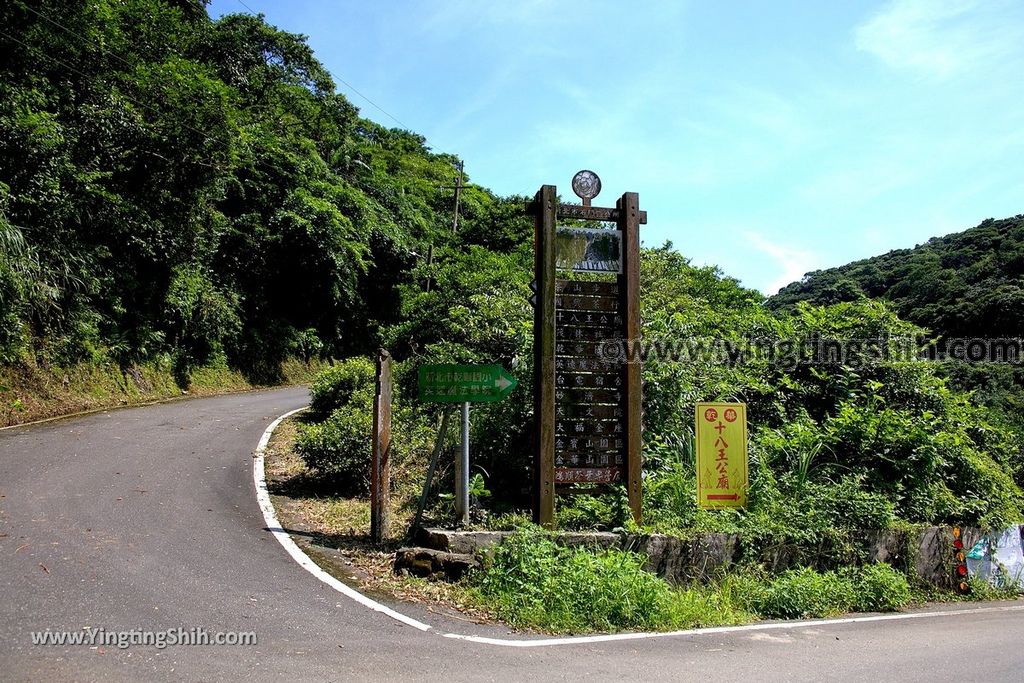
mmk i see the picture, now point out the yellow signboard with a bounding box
[695,402,748,509]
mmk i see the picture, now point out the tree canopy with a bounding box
[0,0,511,380]
[769,215,1024,342]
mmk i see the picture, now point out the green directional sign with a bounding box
[418,364,518,403]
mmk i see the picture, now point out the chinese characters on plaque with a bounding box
[553,279,626,485]
[695,402,749,509]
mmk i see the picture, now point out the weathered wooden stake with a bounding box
[371,348,392,544]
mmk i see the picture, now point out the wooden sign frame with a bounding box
[531,184,645,526]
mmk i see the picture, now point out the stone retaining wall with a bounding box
[412,525,1024,587]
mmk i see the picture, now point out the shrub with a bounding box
[850,563,911,612]
[802,476,897,531]
[744,564,910,619]
[163,264,242,373]
[295,404,374,493]
[544,547,671,632]
[474,526,560,623]
[555,493,628,531]
[474,526,674,632]
[750,567,855,619]
[472,526,751,633]
[308,357,375,418]
[486,511,532,531]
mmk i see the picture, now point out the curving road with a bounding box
[1,387,1023,681]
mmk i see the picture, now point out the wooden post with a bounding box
[617,193,643,524]
[371,349,392,544]
[533,185,557,527]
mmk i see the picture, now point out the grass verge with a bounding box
[263,415,498,626]
[0,356,327,427]
[468,525,921,633]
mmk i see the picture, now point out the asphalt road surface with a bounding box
[2,387,1023,681]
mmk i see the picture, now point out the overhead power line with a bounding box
[232,0,407,129]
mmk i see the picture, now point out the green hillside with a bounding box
[770,215,1024,341]
[769,215,1024,420]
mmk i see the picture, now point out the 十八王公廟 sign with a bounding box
[695,402,748,509]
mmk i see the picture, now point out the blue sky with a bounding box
[208,0,1024,294]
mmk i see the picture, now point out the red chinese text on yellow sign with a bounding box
[695,402,748,509]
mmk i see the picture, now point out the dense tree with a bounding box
[768,215,1024,429]
[770,215,1024,341]
[0,0,500,380]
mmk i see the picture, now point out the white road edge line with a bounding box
[253,407,432,632]
[440,604,1024,647]
[254,408,1024,648]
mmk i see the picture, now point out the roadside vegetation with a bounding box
[280,206,1024,633]
[4,1,1022,631]
[470,526,917,632]
[268,427,1021,634]
[0,355,327,426]
[277,244,1024,633]
[295,246,1024,536]
[770,215,1024,434]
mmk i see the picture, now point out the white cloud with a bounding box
[744,232,820,294]
[854,0,1024,78]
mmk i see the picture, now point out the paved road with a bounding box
[1,387,1023,681]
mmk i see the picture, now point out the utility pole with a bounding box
[451,160,465,234]
[423,160,467,292]
[437,160,466,234]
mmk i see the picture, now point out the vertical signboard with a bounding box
[554,278,625,485]
[531,172,646,526]
[695,402,749,509]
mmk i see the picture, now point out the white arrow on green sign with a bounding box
[418,364,518,403]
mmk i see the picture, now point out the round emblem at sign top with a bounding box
[724,408,738,423]
[571,170,602,202]
[704,408,718,422]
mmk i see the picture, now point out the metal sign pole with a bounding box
[457,402,470,525]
